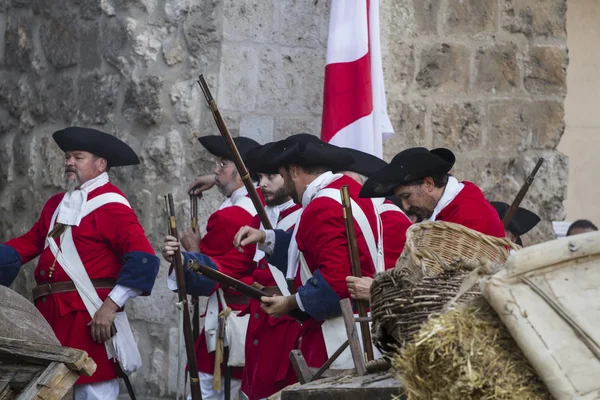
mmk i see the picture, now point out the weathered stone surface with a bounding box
[40,12,79,69]
[77,73,120,124]
[184,0,221,70]
[101,16,128,68]
[524,46,568,95]
[162,30,185,66]
[79,0,103,20]
[444,0,497,34]
[383,42,415,99]
[139,128,185,186]
[0,285,59,344]
[502,0,567,38]
[416,43,471,93]
[380,0,441,37]
[240,115,274,143]
[383,102,428,160]
[475,43,520,93]
[164,0,191,21]
[133,23,167,64]
[223,0,276,43]
[278,0,329,48]
[256,46,324,115]
[123,76,163,125]
[529,101,565,149]
[40,75,77,123]
[4,15,34,71]
[432,103,481,151]
[274,117,320,141]
[80,22,102,71]
[219,42,258,112]
[170,79,201,129]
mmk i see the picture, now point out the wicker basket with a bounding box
[371,221,518,352]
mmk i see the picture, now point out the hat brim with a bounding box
[198,135,260,162]
[337,148,388,177]
[53,127,139,167]
[491,201,540,236]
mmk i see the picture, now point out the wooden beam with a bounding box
[340,298,367,375]
[17,362,78,400]
[0,365,45,392]
[289,350,312,384]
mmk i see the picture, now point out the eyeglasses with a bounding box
[215,160,234,170]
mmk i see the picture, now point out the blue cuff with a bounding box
[297,270,342,321]
[182,252,218,297]
[266,229,292,273]
[117,251,160,295]
[0,244,22,287]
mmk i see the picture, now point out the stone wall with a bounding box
[0,0,567,398]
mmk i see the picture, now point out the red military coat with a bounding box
[5,183,155,383]
[241,203,302,400]
[293,175,379,368]
[436,182,505,238]
[194,189,262,381]
[379,200,412,270]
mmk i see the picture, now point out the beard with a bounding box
[62,171,80,191]
[264,186,290,207]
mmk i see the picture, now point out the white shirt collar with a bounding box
[428,176,464,222]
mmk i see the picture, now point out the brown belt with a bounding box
[32,279,117,301]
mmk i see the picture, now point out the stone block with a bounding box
[432,103,481,152]
[139,128,185,186]
[444,0,497,34]
[184,1,221,70]
[488,100,565,153]
[218,42,258,112]
[415,43,471,93]
[38,133,65,189]
[40,12,80,69]
[162,30,185,66]
[79,0,102,20]
[165,0,191,21]
[239,115,274,143]
[4,15,34,72]
[123,75,163,126]
[170,79,201,129]
[380,0,440,37]
[524,45,567,95]
[274,117,320,141]
[383,102,427,161]
[80,21,102,70]
[278,0,329,48]
[502,0,567,38]
[383,42,415,99]
[256,46,324,115]
[77,73,121,124]
[223,0,276,43]
[101,16,128,68]
[133,23,167,64]
[41,74,77,123]
[474,43,520,93]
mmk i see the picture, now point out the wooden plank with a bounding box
[0,383,15,400]
[16,362,78,400]
[0,339,95,376]
[310,340,350,382]
[0,365,45,392]
[289,350,312,384]
[340,299,367,375]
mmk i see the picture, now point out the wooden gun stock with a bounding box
[187,260,309,323]
[189,194,200,342]
[340,185,374,362]
[197,75,272,231]
[502,158,544,228]
[166,194,202,400]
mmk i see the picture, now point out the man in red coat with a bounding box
[232,144,303,399]
[233,134,381,371]
[360,147,504,238]
[0,127,159,400]
[163,135,261,400]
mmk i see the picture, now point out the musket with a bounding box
[340,185,374,362]
[189,194,200,343]
[196,75,273,231]
[166,194,202,400]
[502,158,544,228]
[187,259,309,323]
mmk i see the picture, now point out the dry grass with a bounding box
[393,298,552,400]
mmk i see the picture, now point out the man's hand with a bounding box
[161,235,184,265]
[188,174,216,196]
[346,276,374,301]
[90,297,119,344]
[180,226,202,252]
[260,295,297,318]
[233,226,266,253]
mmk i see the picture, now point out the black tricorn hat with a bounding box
[198,135,260,162]
[337,148,388,177]
[491,201,540,237]
[250,133,355,174]
[360,147,456,198]
[53,127,140,167]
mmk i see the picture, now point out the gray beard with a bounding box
[63,177,79,191]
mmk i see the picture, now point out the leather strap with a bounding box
[32,279,117,301]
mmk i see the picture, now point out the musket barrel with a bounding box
[502,158,544,229]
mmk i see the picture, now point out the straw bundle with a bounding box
[393,298,552,400]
